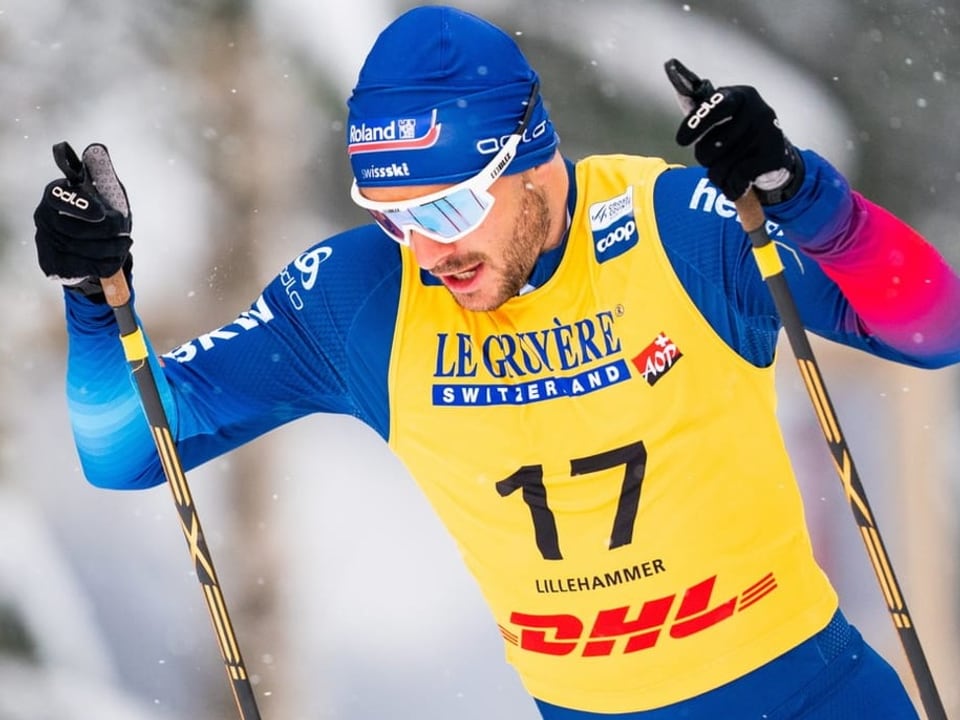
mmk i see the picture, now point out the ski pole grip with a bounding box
[102,268,131,308]
[79,144,132,309]
[734,191,767,235]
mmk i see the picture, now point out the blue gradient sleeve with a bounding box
[63,225,400,491]
[65,292,167,488]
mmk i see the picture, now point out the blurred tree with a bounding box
[0,603,37,663]
[144,0,302,716]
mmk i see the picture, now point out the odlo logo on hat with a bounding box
[347,109,442,155]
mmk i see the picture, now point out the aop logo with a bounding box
[589,186,639,263]
[631,332,683,386]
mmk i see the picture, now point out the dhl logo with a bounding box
[500,572,777,657]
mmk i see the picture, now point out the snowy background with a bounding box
[2,0,959,718]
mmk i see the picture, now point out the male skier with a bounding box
[34,5,960,718]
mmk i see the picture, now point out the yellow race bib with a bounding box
[388,155,837,712]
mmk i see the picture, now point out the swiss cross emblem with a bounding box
[632,332,683,386]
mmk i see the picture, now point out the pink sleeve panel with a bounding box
[809,193,960,358]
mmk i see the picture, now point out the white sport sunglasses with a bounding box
[350,82,540,246]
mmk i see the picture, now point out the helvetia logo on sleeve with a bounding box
[590,186,639,263]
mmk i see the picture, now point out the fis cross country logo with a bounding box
[631,332,682,386]
[589,186,639,263]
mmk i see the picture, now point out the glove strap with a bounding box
[755,144,805,206]
[65,277,108,300]
[63,255,133,303]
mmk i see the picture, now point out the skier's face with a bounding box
[361,172,553,312]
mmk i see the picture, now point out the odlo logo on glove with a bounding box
[685,91,725,131]
[51,185,90,211]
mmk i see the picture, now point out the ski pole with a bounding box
[663,60,947,720]
[67,143,264,720]
[734,189,946,720]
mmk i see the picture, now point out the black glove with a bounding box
[34,141,132,300]
[666,59,803,205]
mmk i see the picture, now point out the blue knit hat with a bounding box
[347,5,559,187]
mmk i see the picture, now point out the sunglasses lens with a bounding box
[368,209,408,243]
[372,188,493,244]
[412,188,490,238]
